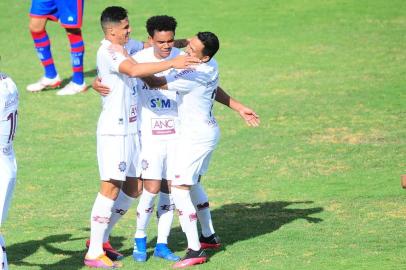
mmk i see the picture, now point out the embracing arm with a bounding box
[215,86,260,127]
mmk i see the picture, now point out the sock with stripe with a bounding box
[30,30,57,79]
[67,31,85,85]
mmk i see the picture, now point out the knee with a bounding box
[29,20,45,33]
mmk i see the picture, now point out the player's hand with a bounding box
[170,55,201,69]
[92,77,111,96]
[238,106,260,127]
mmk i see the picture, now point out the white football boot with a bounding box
[26,75,62,92]
[56,81,87,96]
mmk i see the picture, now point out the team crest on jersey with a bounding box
[141,159,149,170]
[118,161,127,172]
[118,118,124,125]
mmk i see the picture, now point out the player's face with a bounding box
[112,18,131,45]
[185,36,209,62]
[149,31,175,59]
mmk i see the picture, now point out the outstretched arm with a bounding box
[215,86,260,127]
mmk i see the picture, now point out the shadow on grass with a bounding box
[7,201,322,269]
[119,201,323,258]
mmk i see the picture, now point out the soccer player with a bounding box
[27,0,87,95]
[129,15,183,263]
[96,29,260,265]
[142,31,260,268]
[0,73,19,270]
[85,6,199,269]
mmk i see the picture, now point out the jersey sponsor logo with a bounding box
[151,118,175,135]
[150,98,172,111]
[129,105,137,122]
[174,69,195,79]
[141,159,149,170]
[118,161,127,172]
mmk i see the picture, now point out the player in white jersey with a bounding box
[85,6,200,269]
[141,31,226,268]
[0,72,19,270]
[130,15,182,263]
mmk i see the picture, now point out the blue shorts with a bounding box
[29,0,84,28]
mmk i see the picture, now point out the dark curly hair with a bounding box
[146,15,177,37]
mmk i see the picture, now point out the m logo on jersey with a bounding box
[150,98,171,111]
[151,118,175,135]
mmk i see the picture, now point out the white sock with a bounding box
[156,192,175,244]
[190,183,215,237]
[135,189,157,238]
[171,187,200,251]
[103,190,135,243]
[87,193,115,258]
[0,234,8,270]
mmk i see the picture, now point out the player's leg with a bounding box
[0,153,17,270]
[85,180,122,268]
[153,180,180,261]
[27,15,61,92]
[171,184,206,268]
[191,179,221,249]
[96,177,138,261]
[132,178,160,262]
[55,0,86,95]
[85,135,128,268]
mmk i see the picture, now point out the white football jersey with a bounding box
[125,38,144,56]
[132,47,180,141]
[165,58,220,141]
[0,73,18,146]
[96,39,138,135]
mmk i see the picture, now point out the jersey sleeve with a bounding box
[125,39,144,56]
[165,69,208,93]
[104,47,128,73]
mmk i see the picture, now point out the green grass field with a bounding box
[0,0,405,269]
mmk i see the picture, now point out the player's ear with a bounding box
[147,36,153,46]
[201,55,210,63]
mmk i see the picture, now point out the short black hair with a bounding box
[197,32,219,60]
[100,6,128,32]
[146,15,177,37]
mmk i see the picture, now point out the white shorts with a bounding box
[0,145,17,225]
[97,134,138,181]
[137,139,176,181]
[172,137,219,186]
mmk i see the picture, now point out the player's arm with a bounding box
[142,39,189,49]
[141,75,168,89]
[215,86,260,127]
[119,55,199,78]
